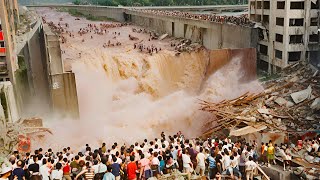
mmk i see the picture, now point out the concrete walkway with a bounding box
[260,164,299,180]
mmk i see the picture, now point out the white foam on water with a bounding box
[38,52,263,152]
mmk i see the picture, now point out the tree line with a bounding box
[19,0,72,5]
[73,0,248,6]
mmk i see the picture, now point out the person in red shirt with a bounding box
[62,158,71,180]
[127,156,138,180]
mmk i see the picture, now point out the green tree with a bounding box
[73,0,81,5]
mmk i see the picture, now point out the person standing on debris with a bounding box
[267,143,276,166]
[260,143,267,166]
[282,147,292,171]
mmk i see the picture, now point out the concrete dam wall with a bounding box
[126,10,258,50]
[16,18,79,118]
[28,5,258,50]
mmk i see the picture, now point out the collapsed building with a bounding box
[249,0,320,73]
[201,61,320,179]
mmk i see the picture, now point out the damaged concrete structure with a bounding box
[16,19,80,119]
[0,0,20,82]
[42,24,79,119]
[0,1,80,120]
[125,10,258,50]
[27,5,259,51]
[249,0,320,73]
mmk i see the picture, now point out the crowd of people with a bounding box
[44,15,167,56]
[43,9,255,58]
[43,16,130,49]
[103,40,122,48]
[133,10,254,27]
[131,28,159,41]
[3,131,319,180]
[133,43,161,55]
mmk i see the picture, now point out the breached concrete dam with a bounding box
[16,6,261,149]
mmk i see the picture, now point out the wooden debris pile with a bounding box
[200,62,320,137]
[0,117,52,167]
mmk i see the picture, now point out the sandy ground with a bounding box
[36,7,178,71]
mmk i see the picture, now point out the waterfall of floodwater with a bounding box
[38,49,263,151]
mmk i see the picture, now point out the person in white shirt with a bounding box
[195,147,206,176]
[181,149,193,180]
[143,151,151,159]
[36,154,43,167]
[172,146,178,160]
[283,148,292,171]
[232,152,240,169]
[222,151,231,171]
[134,142,140,152]
[39,159,50,180]
[151,154,160,166]
[247,147,254,160]
[110,145,117,155]
[230,156,242,179]
[134,151,140,162]
[51,163,63,180]
[155,138,161,147]
[143,140,149,153]
[115,152,122,165]
[312,141,319,152]
[92,160,100,174]
[67,153,74,162]
[195,145,200,153]
[101,158,108,173]
[151,152,160,178]
[245,156,257,180]
[153,144,161,154]
[164,140,169,148]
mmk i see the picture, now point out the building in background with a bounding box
[0,0,20,122]
[0,0,20,82]
[249,0,320,73]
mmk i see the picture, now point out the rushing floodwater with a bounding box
[33,8,262,151]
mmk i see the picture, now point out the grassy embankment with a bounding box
[56,7,116,22]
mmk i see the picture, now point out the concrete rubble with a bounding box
[200,62,320,179]
[170,39,203,55]
[311,98,320,110]
[290,85,312,104]
[0,116,51,167]
[201,61,319,133]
